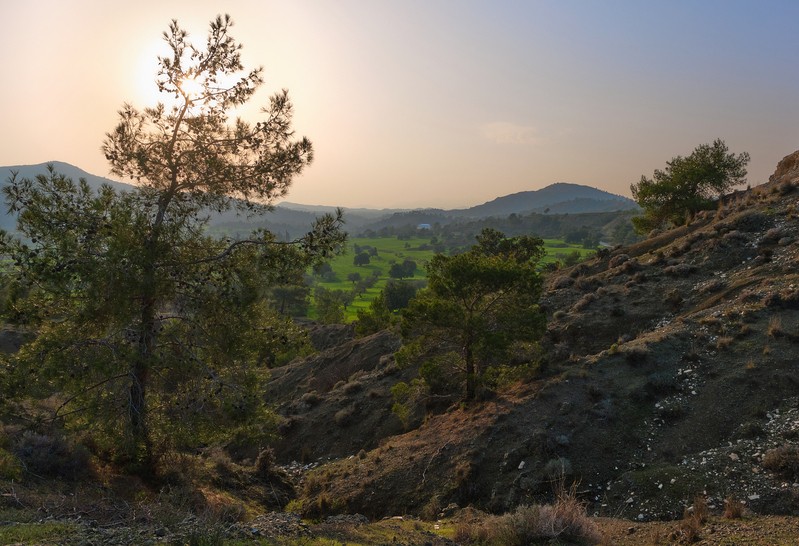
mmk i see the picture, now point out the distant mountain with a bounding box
[0,163,638,237]
[0,161,134,194]
[0,162,136,231]
[454,182,638,218]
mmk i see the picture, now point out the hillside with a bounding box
[273,150,799,522]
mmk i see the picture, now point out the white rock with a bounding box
[518,461,526,470]
[748,494,760,501]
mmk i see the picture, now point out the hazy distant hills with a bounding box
[0,162,638,235]
[451,182,638,217]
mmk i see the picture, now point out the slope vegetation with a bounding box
[280,150,799,521]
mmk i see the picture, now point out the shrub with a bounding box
[334,406,355,427]
[767,316,784,338]
[723,495,744,519]
[342,381,362,395]
[608,254,630,268]
[457,485,602,545]
[254,448,276,480]
[716,336,734,350]
[300,391,321,406]
[573,293,596,311]
[762,445,799,480]
[13,431,91,480]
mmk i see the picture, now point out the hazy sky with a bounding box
[2,1,798,209]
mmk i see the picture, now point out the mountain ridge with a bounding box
[0,161,637,219]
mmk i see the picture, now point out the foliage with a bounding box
[400,228,546,399]
[355,291,392,336]
[389,258,417,279]
[353,251,371,266]
[0,16,344,472]
[631,139,750,233]
[12,431,91,480]
[313,286,350,324]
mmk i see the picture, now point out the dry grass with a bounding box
[455,484,602,545]
[762,445,799,480]
[767,316,783,338]
[723,495,745,519]
[675,495,708,543]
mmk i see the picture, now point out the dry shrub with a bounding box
[676,515,701,543]
[767,316,784,338]
[573,293,596,311]
[723,495,744,519]
[458,485,602,545]
[254,447,276,479]
[342,381,363,395]
[334,405,355,427]
[762,445,799,480]
[716,336,734,350]
[677,495,708,543]
[691,494,709,523]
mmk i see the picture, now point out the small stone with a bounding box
[518,461,526,470]
[626,497,634,504]
[748,494,760,501]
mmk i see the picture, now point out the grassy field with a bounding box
[310,236,594,321]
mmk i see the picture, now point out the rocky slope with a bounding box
[277,150,799,521]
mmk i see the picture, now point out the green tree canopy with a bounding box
[0,15,344,473]
[399,228,546,400]
[631,139,750,233]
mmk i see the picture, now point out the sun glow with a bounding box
[179,76,204,100]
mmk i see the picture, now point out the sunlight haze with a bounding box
[1,0,798,208]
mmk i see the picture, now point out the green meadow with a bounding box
[311,236,595,321]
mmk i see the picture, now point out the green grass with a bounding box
[0,521,80,544]
[310,236,594,321]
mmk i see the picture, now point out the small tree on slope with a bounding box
[631,139,749,233]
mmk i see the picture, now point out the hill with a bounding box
[269,150,799,522]
[453,182,638,218]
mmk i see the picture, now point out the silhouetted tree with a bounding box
[0,15,344,473]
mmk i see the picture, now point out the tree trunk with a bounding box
[464,338,476,400]
[130,277,156,475]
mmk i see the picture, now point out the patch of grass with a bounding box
[0,522,80,544]
[311,236,594,321]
